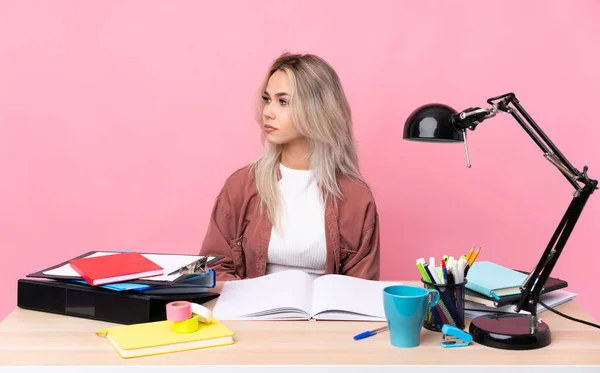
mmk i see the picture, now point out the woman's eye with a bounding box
[262,96,270,103]
[280,99,288,106]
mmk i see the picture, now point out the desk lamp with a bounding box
[402,92,597,350]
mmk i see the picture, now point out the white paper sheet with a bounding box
[465,290,577,319]
[42,251,215,282]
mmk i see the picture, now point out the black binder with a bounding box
[17,278,220,325]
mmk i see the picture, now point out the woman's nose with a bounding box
[263,105,275,120]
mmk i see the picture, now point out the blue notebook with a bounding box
[465,261,527,298]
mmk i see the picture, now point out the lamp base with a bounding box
[469,313,551,350]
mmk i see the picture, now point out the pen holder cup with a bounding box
[421,279,467,332]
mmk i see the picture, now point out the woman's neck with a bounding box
[280,139,310,170]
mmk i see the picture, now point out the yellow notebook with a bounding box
[97,318,234,358]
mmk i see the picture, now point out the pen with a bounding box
[438,291,461,325]
[447,271,455,285]
[442,259,447,284]
[446,259,454,283]
[424,263,447,328]
[423,264,439,285]
[353,326,389,340]
[457,257,468,283]
[445,269,457,305]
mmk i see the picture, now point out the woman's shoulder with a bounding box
[222,164,255,186]
[337,174,376,206]
[219,164,258,200]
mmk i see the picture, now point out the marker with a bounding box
[428,257,442,284]
[442,260,448,284]
[416,258,431,282]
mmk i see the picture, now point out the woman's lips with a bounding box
[264,124,277,133]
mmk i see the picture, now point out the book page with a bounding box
[212,270,314,320]
[311,275,400,321]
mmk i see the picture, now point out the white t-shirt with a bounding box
[265,163,327,279]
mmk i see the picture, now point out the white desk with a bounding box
[1,281,599,372]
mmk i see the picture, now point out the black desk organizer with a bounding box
[17,278,220,325]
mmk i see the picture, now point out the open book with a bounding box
[212,270,399,321]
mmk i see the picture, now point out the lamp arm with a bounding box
[490,93,593,193]
[515,184,593,316]
[456,93,598,316]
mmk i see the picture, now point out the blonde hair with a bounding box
[251,52,366,229]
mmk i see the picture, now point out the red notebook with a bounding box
[69,252,164,286]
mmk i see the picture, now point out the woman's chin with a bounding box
[264,133,285,145]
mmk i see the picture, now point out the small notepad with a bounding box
[97,318,234,358]
[465,261,528,298]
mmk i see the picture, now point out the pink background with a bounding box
[1,0,599,322]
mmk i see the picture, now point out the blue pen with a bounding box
[353,325,388,340]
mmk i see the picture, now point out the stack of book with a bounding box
[18,251,223,324]
[28,250,221,294]
[463,261,577,319]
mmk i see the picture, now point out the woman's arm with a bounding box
[199,186,240,281]
[340,199,380,280]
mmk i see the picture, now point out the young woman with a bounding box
[199,52,380,281]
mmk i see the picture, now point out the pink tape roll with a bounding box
[166,301,192,322]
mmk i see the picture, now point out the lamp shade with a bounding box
[403,103,463,142]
